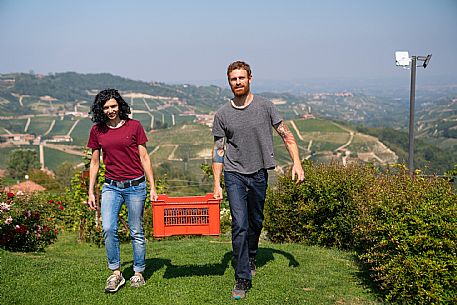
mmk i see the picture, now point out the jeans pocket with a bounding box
[101,184,110,194]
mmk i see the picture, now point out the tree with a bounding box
[7,149,40,180]
[55,161,76,191]
[28,169,60,192]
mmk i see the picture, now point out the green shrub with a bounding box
[265,161,374,248]
[265,162,457,304]
[354,170,457,304]
[0,192,62,252]
[67,164,105,246]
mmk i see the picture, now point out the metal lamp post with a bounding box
[395,52,432,174]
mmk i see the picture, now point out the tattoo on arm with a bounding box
[275,122,297,145]
[212,137,225,163]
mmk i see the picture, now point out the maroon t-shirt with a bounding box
[87,119,148,181]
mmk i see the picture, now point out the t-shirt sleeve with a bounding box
[268,101,283,126]
[136,121,148,145]
[87,125,100,149]
[212,113,225,138]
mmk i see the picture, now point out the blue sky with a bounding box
[0,0,456,85]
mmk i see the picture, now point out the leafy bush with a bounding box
[265,161,373,248]
[0,192,62,252]
[265,162,457,304]
[67,163,105,246]
[354,170,457,304]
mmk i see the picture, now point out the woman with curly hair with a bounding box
[87,88,158,293]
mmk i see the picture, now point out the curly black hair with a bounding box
[89,89,131,123]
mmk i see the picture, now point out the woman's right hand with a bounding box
[87,193,97,210]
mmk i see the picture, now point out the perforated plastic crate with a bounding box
[151,193,220,238]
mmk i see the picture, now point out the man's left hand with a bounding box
[291,163,305,183]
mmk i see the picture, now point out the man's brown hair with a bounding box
[227,61,252,78]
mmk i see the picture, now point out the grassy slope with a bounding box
[43,147,83,170]
[0,233,381,305]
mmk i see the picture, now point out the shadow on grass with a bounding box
[256,248,300,269]
[162,251,232,278]
[121,247,299,280]
[351,254,384,302]
[121,258,172,281]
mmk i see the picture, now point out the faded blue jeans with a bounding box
[224,169,268,281]
[101,179,147,273]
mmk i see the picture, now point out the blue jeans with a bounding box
[101,179,147,273]
[224,169,268,281]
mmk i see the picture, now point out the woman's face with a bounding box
[102,98,119,121]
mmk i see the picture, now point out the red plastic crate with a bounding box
[151,193,220,238]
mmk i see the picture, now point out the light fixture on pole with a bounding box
[395,51,432,174]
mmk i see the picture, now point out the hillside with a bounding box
[0,72,455,182]
[356,126,457,174]
[0,118,397,195]
[0,72,231,117]
[418,96,457,134]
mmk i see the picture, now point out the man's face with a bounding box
[228,69,251,97]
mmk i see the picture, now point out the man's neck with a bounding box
[232,93,254,108]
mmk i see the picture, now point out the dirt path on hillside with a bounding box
[289,121,304,141]
[44,143,85,156]
[335,132,354,151]
[24,118,31,132]
[150,145,161,156]
[168,145,180,161]
[44,120,56,136]
[66,119,80,136]
[330,121,354,152]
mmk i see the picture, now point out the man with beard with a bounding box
[212,60,305,299]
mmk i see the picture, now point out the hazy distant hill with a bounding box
[417,95,457,139]
[260,88,457,172]
[0,72,231,116]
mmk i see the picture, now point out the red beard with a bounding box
[231,84,250,97]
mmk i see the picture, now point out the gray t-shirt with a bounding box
[212,95,282,174]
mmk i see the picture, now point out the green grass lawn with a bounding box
[0,233,382,305]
